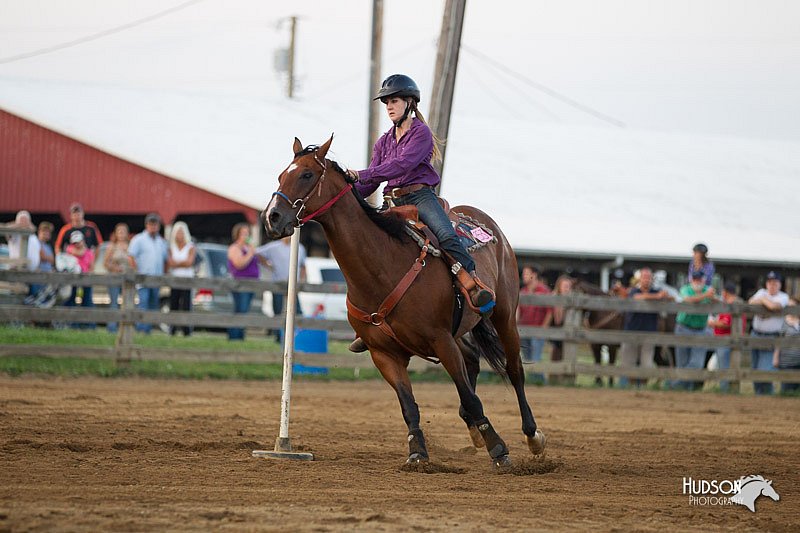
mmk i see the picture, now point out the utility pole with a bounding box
[366,0,384,165]
[287,16,297,98]
[429,0,466,190]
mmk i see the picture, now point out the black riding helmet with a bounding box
[693,243,708,254]
[373,74,421,103]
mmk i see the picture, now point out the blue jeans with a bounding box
[521,338,545,363]
[107,285,121,333]
[521,337,545,383]
[672,323,710,390]
[136,287,160,333]
[751,331,777,395]
[715,347,731,392]
[65,285,96,329]
[394,187,475,273]
[229,291,253,340]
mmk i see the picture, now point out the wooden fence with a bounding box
[1,269,800,389]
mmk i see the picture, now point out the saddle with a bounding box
[387,201,497,256]
[385,200,497,316]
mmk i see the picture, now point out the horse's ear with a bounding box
[293,137,303,155]
[317,133,334,160]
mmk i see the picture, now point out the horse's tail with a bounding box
[470,317,509,383]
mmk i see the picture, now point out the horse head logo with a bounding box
[731,475,780,513]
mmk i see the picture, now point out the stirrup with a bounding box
[455,267,496,316]
[348,337,368,353]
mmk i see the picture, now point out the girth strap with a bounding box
[346,242,439,363]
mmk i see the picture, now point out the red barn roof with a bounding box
[0,109,257,224]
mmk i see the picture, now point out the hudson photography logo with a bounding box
[682,475,780,512]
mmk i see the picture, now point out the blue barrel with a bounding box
[294,329,328,353]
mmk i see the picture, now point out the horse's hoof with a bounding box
[406,453,429,465]
[468,426,486,448]
[492,455,512,471]
[527,429,547,456]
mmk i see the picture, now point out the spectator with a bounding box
[672,271,715,390]
[36,222,55,272]
[619,267,670,388]
[227,223,267,341]
[128,213,168,334]
[3,210,40,271]
[688,243,714,285]
[517,265,550,382]
[66,232,94,272]
[103,223,135,333]
[748,271,789,395]
[707,281,744,392]
[54,202,102,253]
[542,274,573,383]
[773,300,800,395]
[64,232,96,328]
[257,235,307,342]
[167,222,196,336]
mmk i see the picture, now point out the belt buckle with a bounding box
[391,187,401,198]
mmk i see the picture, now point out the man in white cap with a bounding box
[748,271,789,395]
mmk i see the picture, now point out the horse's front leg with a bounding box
[370,349,428,463]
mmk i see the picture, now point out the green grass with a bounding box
[0,325,355,355]
[0,355,389,381]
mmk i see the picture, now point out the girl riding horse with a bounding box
[346,74,495,353]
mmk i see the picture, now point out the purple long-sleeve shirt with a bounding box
[356,119,440,198]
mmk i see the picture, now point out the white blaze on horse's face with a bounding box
[287,163,298,174]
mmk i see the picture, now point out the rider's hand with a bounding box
[346,169,359,181]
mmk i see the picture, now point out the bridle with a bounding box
[270,149,355,227]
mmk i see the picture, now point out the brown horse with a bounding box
[261,136,545,468]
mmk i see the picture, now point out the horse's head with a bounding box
[761,479,780,502]
[261,135,350,240]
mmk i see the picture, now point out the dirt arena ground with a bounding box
[1,375,797,532]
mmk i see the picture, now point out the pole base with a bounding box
[252,449,314,461]
[252,436,313,460]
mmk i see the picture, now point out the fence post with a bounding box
[560,306,582,386]
[115,272,138,362]
[729,312,743,394]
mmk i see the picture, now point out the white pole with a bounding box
[277,230,300,446]
[253,229,313,460]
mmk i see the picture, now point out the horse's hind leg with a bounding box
[591,344,604,387]
[370,350,428,463]
[456,336,485,449]
[491,313,547,456]
[435,336,510,467]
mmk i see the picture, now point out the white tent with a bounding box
[2,78,799,264]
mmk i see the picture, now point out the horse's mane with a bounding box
[297,145,407,242]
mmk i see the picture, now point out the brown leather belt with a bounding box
[383,184,428,199]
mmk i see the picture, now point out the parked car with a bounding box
[261,257,347,320]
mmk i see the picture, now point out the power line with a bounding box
[461,55,561,122]
[0,0,206,65]
[461,44,626,128]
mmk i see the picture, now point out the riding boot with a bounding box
[348,337,368,353]
[455,267,496,316]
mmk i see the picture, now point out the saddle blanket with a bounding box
[404,211,497,256]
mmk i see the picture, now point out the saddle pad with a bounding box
[451,212,497,253]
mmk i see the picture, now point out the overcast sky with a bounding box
[1,0,798,140]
